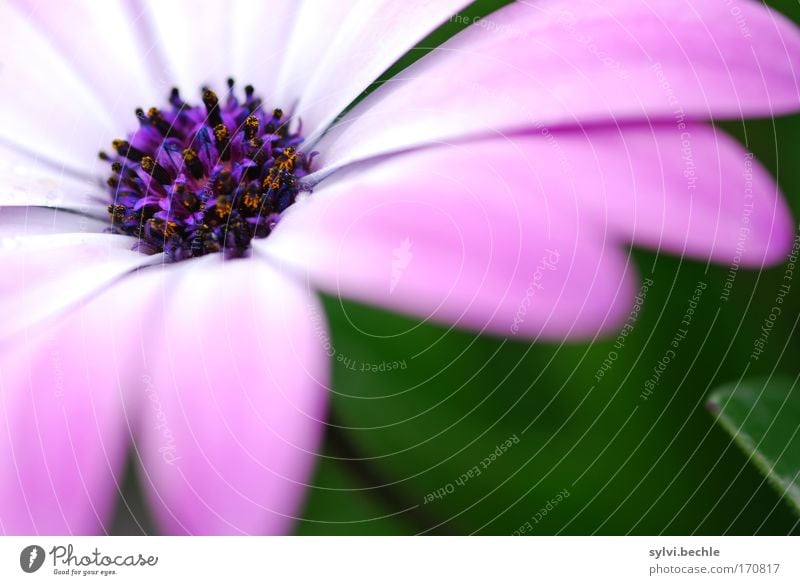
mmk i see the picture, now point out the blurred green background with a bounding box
[100,0,800,535]
[292,0,800,535]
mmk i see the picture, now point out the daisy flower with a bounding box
[1,0,798,535]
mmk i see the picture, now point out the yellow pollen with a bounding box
[243,192,261,209]
[215,196,232,217]
[214,123,229,142]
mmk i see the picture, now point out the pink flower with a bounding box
[1,0,798,535]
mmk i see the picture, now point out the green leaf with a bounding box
[707,377,800,515]
[295,455,412,535]
[309,255,800,535]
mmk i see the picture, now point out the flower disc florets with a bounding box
[101,79,315,261]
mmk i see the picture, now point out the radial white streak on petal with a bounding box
[291,0,473,141]
[0,233,161,346]
[0,3,115,172]
[229,0,302,100]
[138,0,232,94]
[0,143,106,215]
[10,0,163,122]
[0,207,107,238]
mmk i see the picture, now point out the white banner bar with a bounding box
[1,537,797,584]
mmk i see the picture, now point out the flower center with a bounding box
[100,79,314,261]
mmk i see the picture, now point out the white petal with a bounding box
[0,233,161,345]
[137,0,232,93]
[230,0,302,96]
[0,207,106,238]
[283,0,472,139]
[11,0,164,120]
[0,143,106,214]
[0,3,114,172]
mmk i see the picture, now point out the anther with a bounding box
[181,148,204,180]
[112,139,146,162]
[213,123,231,161]
[243,115,260,141]
[215,195,232,218]
[202,89,223,127]
[107,204,126,222]
[147,107,174,137]
[141,156,172,185]
[169,87,184,108]
[266,108,285,133]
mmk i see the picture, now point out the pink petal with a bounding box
[11,0,164,124]
[0,143,106,213]
[311,0,800,175]
[283,0,472,140]
[580,124,794,267]
[262,141,638,339]
[0,233,160,346]
[136,256,329,535]
[515,123,789,266]
[0,267,165,534]
[0,2,115,173]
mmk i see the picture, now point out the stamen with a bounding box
[141,156,172,185]
[202,89,223,127]
[102,82,315,261]
[243,115,259,141]
[112,139,146,162]
[147,107,175,137]
[181,148,204,180]
[213,123,231,161]
[169,87,184,108]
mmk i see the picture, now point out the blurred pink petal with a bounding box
[312,0,800,175]
[262,141,637,339]
[0,268,163,534]
[135,257,328,535]
[501,124,787,266]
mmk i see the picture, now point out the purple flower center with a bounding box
[100,79,315,262]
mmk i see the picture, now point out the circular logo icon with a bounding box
[20,545,46,573]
